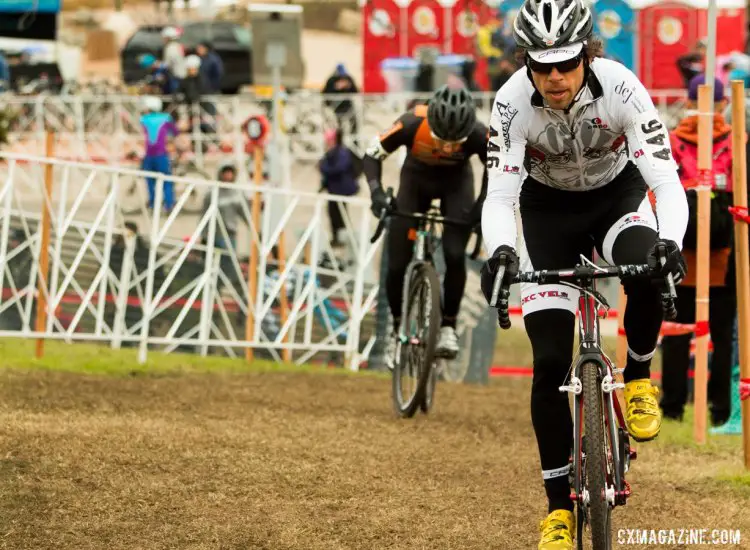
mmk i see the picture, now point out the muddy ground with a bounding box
[0,368,748,549]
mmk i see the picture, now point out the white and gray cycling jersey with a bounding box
[482,57,689,255]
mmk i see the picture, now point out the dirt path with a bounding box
[0,368,747,549]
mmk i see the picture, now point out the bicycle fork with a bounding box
[560,359,637,529]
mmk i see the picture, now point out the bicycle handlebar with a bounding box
[490,261,678,329]
[370,188,482,259]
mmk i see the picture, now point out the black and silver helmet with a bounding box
[426,85,476,142]
[513,0,593,50]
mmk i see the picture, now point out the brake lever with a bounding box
[658,251,678,320]
[490,264,506,308]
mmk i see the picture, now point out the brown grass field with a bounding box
[0,338,748,549]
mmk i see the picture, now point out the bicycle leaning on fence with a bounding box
[488,251,678,550]
[370,188,481,418]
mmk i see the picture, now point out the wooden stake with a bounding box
[245,147,263,362]
[35,131,54,359]
[277,232,290,363]
[730,80,750,468]
[693,84,713,445]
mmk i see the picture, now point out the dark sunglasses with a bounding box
[527,53,583,75]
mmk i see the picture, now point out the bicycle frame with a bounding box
[398,209,440,340]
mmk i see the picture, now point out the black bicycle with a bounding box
[371,188,480,417]
[489,252,677,550]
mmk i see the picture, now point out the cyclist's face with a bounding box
[530,62,585,110]
[430,131,467,153]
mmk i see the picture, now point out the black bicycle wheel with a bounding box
[582,361,613,550]
[392,264,440,418]
[419,362,437,414]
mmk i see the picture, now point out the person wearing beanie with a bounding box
[660,74,750,425]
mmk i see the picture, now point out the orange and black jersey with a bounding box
[363,104,489,185]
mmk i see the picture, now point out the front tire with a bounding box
[392,265,441,418]
[582,361,613,550]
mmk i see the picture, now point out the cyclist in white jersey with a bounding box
[480,1,689,548]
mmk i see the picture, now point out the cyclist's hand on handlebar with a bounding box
[646,239,686,284]
[370,186,394,218]
[480,245,519,329]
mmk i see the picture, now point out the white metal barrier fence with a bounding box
[3,90,691,165]
[0,152,382,369]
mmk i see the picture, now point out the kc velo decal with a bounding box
[520,284,577,315]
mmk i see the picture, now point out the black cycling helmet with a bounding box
[426,85,476,142]
[513,0,593,50]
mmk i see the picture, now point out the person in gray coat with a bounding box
[203,163,248,253]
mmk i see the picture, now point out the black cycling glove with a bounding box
[370,186,392,218]
[480,245,520,329]
[647,238,687,284]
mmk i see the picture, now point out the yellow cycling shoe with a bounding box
[538,509,575,550]
[624,378,662,442]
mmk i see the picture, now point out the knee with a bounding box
[606,224,657,266]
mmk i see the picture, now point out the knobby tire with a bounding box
[582,361,612,550]
[392,264,440,418]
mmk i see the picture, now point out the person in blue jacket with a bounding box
[139,54,179,95]
[140,96,179,211]
[319,127,361,246]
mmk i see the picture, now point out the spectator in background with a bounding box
[108,222,165,346]
[660,75,748,426]
[162,26,186,81]
[460,58,481,93]
[139,54,179,96]
[476,9,516,90]
[0,52,9,91]
[318,127,361,248]
[140,96,178,212]
[677,39,706,87]
[322,63,359,136]
[178,55,203,123]
[0,228,34,331]
[203,163,247,253]
[196,41,224,94]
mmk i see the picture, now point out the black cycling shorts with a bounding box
[518,161,657,316]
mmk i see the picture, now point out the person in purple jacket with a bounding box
[140,96,179,211]
[319,128,362,247]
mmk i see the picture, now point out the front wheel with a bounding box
[392,264,441,418]
[582,361,613,550]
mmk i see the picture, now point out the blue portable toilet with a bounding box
[497,0,524,25]
[590,0,635,71]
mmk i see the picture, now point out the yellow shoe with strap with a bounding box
[624,378,662,442]
[538,509,574,550]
